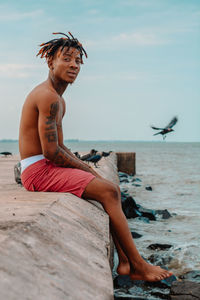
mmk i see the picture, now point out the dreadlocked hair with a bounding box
[36,32,87,64]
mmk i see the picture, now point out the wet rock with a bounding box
[170,280,200,299]
[145,185,152,191]
[146,274,177,289]
[131,231,143,239]
[121,191,129,198]
[114,275,133,289]
[135,217,150,223]
[121,194,142,219]
[114,277,173,299]
[121,189,128,193]
[114,295,148,300]
[147,243,172,251]
[131,177,142,183]
[179,270,200,283]
[138,207,157,221]
[148,253,173,266]
[155,209,172,219]
[132,183,142,187]
[118,172,129,178]
[120,178,129,183]
[150,290,170,299]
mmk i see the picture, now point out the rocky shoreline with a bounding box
[113,171,200,300]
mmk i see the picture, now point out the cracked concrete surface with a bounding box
[0,153,118,300]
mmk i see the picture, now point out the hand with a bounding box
[88,165,104,180]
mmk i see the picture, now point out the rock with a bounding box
[121,194,142,219]
[147,243,172,251]
[120,178,129,183]
[131,177,142,183]
[118,172,128,178]
[121,191,129,198]
[131,232,143,239]
[132,183,142,187]
[150,290,170,299]
[121,189,128,193]
[113,275,133,289]
[135,217,150,223]
[145,185,152,191]
[146,274,177,289]
[179,270,200,283]
[155,209,172,219]
[114,294,148,300]
[170,280,200,299]
[138,207,157,221]
[148,253,173,266]
[14,162,22,184]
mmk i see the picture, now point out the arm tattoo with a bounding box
[45,102,58,142]
[46,102,59,125]
[45,131,57,142]
[51,147,86,169]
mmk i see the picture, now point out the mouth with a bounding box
[67,72,77,77]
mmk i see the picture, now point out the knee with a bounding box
[115,184,121,196]
[103,184,120,204]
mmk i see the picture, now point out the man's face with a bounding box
[50,47,81,84]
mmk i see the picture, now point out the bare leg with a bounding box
[111,224,130,275]
[82,178,173,281]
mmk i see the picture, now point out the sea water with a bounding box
[1,140,200,277]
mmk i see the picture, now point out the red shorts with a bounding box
[21,159,95,198]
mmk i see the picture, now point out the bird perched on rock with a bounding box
[85,154,102,168]
[0,151,12,157]
[73,151,81,159]
[80,149,98,161]
[151,116,178,140]
[102,151,112,157]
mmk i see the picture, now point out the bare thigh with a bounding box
[82,177,120,204]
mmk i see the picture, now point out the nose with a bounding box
[69,59,79,69]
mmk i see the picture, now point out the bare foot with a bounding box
[130,260,173,282]
[117,260,130,275]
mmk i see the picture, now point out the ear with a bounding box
[47,56,54,70]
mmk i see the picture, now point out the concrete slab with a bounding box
[0,153,118,300]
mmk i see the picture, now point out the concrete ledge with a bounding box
[0,154,119,300]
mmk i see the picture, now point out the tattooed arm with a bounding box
[38,95,101,177]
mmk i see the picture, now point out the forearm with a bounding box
[47,145,101,178]
[60,143,78,159]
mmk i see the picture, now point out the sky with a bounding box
[0,0,199,142]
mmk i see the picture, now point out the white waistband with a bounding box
[21,154,45,173]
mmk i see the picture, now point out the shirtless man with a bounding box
[19,32,172,281]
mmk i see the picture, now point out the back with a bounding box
[19,82,60,160]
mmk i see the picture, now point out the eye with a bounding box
[64,57,71,62]
[76,59,81,65]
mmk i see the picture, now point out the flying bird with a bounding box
[151,116,178,140]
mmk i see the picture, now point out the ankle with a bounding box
[130,257,146,270]
[119,256,129,264]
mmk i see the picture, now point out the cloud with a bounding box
[112,32,170,45]
[86,30,170,50]
[0,9,43,21]
[81,71,144,82]
[0,64,43,78]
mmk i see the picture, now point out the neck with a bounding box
[47,72,69,96]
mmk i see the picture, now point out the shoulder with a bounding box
[29,83,60,112]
